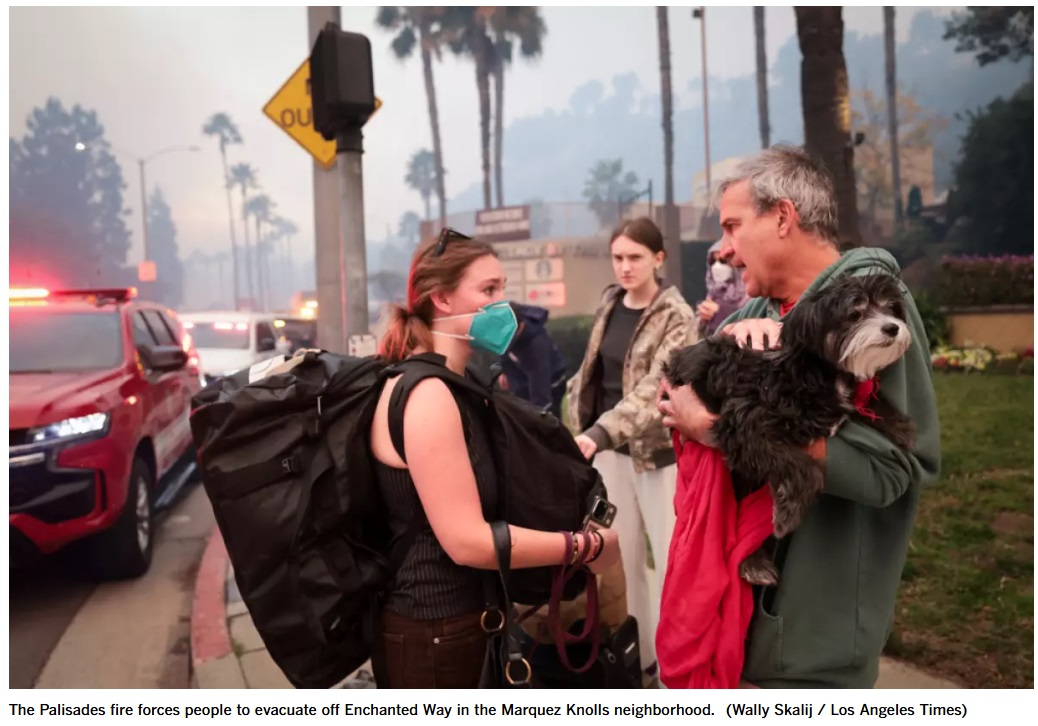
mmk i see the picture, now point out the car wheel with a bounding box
[89,457,154,580]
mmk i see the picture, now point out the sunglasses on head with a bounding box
[433,227,473,257]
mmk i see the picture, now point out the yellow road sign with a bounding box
[263,59,382,169]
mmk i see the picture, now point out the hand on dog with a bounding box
[657,378,718,446]
[721,318,783,351]
[574,434,598,460]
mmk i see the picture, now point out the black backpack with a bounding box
[387,355,600,603]
[190,351,600,689]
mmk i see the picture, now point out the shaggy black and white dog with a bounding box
[664,273,915,585]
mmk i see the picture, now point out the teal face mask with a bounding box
[432,301,518,356]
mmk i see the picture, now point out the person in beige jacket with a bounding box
[565,217,698,683]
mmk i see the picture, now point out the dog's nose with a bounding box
[882,323,900,338]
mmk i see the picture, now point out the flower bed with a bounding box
[932,345,1033,375]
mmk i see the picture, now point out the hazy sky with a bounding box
[9,5,949,266]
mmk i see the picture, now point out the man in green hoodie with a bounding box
[659,145,941,688]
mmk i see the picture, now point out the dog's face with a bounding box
[783,273,911,380]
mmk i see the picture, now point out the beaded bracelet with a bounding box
[561,530,574,566]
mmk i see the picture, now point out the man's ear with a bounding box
[775,199,799,239]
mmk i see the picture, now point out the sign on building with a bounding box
[475,206,531,243]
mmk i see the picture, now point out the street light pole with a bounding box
[693,7,712,204]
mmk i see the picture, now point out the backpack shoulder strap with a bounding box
[387,357,491,463]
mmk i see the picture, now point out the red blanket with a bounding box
[656,433,774,689]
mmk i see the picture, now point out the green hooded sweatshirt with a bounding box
[720,248,941,688]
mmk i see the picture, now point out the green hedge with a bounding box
[935,255,1033,308]
[912,292,950,351]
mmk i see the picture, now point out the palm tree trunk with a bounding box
[795,6,861,248]
[657,6,681,292]
[220,146,240,311]
[476,43,493,210]
[754,7,771,148]
[419,24,448,228]
[884,6,902,230]
[255,218,266,311]
[493,54,505,208]
[240,189,254,307]
[657,8,674,209]
[422,193,431,222]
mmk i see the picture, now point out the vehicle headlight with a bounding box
[28,413,110,444]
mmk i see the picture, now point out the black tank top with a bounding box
[374,385,499,619]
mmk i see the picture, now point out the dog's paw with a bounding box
[739,552,779,586]
[772,509,795,539]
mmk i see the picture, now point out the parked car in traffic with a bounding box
[9,287,203,579]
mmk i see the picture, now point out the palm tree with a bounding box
[246,194,275,311]
[376,7,449,227]
[884,6,903,230]
[583,158,641,230]
[656,7,681,291]
[443,7,495,210]
[268,216,298,308]
[276,217,298,269]
[488,7,546,208]
[211,251,230,308]
[795,7,861,247]
[754,7,770,148]
[202,113,243,310]
[398,210,421,254]
[405,149,437,220]
[228,163,258,306]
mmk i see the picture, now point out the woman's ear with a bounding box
[429,289,452,315]
[656,251,666,269]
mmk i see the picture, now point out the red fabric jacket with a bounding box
[656,433,774,688]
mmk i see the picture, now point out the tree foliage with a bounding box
[582,158,640,230]
[147,186,184,307]
[946,83,1033,257]
[944,7,1034,66]
[10,97,132,286]
[405,148,438,220]
[398,210,421,245]
[852,88,949,227]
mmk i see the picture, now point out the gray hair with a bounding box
[715,145,839,244]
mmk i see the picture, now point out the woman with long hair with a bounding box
[565,217,698,685]
[371,229,621,688]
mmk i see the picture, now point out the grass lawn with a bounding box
[885,372,1034,688]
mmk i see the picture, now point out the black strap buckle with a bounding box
[280,456,300,475]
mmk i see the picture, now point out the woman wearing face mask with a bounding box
[372,228,621,689]
[565,217,698,686]
[697,240,750,337]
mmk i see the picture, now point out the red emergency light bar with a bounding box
[9,287,138,303]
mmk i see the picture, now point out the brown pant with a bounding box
[377,610,488,689]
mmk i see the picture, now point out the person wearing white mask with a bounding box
[697,240,750,337]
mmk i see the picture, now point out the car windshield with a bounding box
[187,322,250,350]
[10,310,124,372]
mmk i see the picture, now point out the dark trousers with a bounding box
[375,609,488,689]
